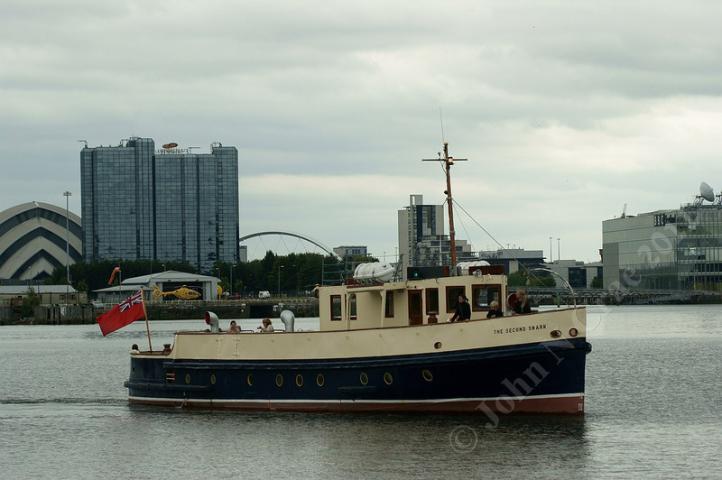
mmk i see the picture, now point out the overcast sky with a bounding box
[2,1,722,262]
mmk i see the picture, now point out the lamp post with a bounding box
[278,265,285,297]
[549,236,553,263]
[63,191,72,304]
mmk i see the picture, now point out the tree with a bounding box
[76,280,89,294]
[214,252,331,295]
[20,287,41,317]
[507,271,527,287]
[46,260,198,293]
[507,270,555,287]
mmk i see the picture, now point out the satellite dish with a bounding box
[700,182,715,202]
[162,142,178,149]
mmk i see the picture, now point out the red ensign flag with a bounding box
[97,290,145,336]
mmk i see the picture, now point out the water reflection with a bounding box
[120,409,591,479]
[1,306,720,479]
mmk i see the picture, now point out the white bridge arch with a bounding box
[238,231,341,260]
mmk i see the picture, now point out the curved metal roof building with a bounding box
[0,201,82,280]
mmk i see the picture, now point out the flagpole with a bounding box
[141,292,153,352]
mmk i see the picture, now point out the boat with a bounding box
[124,142,591,415]
[352,262,397,283]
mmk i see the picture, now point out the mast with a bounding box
[443,143,458,268]
[423,142,467,272]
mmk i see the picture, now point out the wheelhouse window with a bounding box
[425,288,439,314]
[330,295,342,321]
[349,293,357,320]
[445,286,466,313]
[385,291,394,318]
[472,284,501,312]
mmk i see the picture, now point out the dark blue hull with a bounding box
[125,338,591,414]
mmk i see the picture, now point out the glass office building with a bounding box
[603,203,722,291]
[80,137,239,272]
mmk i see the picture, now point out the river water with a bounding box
[0,306,720,479]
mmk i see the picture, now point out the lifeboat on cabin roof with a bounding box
[353,262,396,284]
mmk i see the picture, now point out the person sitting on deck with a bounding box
[449,294,471,322]
[486,301,504,319]
[257,318,275,333]
[512,289,532,315]
[228,320,241,333]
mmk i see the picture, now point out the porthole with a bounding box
[295,374,304,387]
[184,373,191,385]
[359,372,369,386]
[316,373,325,387]
[246,373,254,386]
[434,341,442,349]
[210,373,216,385]
[422,369,433,382]
[383,372,394,385]
[275,374,284,387]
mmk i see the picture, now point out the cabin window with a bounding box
[330,295,342,321]
[445,286,466,313]
[425,288,439,314]
[472,284,501,312]
[349,293,357,320]
[385,291,394,318]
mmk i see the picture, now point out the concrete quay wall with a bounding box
[0,298,319,325]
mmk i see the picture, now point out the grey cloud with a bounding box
[2,1,722,260]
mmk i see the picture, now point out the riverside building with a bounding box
[0,202,82,280]
[397,194,472,276]
[603,185,722,291]
[80,138,239,272]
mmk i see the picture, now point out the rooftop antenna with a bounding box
[696,182,714,206]
[621,203,627,218]
[423,141,468,272]
[77,139,88,148]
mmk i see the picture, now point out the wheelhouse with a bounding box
[318,274,508,331]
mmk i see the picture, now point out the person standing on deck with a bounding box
[449,294,471,322]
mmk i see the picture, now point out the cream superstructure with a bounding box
[148,274,587,362]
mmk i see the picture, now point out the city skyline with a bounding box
[3,2,722,263]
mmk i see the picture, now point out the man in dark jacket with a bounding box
[449,294,471,322]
